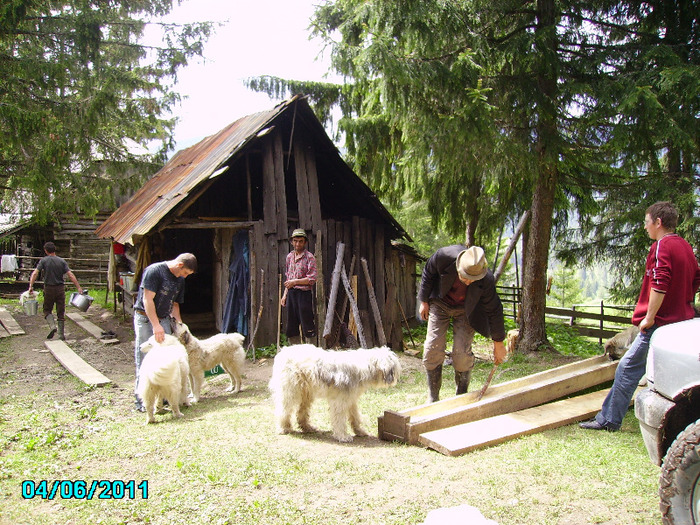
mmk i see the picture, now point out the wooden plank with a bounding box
[262,137,277,234]
[0,307,24,334]
[272,130,288,238]
[293,137,312,230]
[65,312,119,344]
[46,340,111,386]
[378,355,617,444]
[0,323,10,338]
[419,388,640,456]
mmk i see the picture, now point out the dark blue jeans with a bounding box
[595,326,656,430]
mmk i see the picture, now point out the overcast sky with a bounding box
[157,0,335,153]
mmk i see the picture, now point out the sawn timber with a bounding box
[378,355,618,446]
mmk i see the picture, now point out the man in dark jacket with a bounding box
[418,245,506,402]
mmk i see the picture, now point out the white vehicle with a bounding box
[635,318,700,525]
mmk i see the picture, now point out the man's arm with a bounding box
[641,289,665,332]
[171,301,182,323]
[143,289,165,343]
[66,270,83,294]
[28,269,39,292]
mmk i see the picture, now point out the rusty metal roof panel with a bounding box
[95,99,294,245]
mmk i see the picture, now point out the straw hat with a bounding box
[456,246,487,281]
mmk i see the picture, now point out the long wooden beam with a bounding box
[419,388,628,456]
[378,355,617,445]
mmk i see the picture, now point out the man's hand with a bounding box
[152,324,165,344]
[419,301,430,321]
[493,340,507,365]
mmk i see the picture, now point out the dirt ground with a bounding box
[0,300,425,408]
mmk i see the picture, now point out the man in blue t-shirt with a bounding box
[132,253,197,412]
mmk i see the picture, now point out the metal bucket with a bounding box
[23,300,39,316]
[69,291,94,312]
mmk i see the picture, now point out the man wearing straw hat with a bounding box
[418,245,507,402]
[281,228,317,345]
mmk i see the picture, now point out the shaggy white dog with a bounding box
[138,334,190,424]
[173,322,246,402]
[269,345,401,442]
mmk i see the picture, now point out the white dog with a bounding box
[138,334,190,424]
[269,345,401,442]
[173,322,245,402]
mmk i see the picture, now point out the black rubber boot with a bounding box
[427,365,443,403]
[45,314,57,339]
[455,370,472,395]
[57,320,65,341]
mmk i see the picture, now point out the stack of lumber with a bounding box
[378,355,624,456]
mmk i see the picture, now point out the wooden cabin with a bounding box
[95,96,419,349]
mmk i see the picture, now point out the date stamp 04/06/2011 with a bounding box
[21,480,149,500]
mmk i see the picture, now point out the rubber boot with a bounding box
[288,335,302,345]
[426,365,443,403]
[45,313,57,339]
[57,320,65,341]
[455,370,472,395]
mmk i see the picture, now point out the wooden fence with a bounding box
[497,285,633,344]
[10,255,109,287]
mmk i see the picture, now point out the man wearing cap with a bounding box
[418,245,507,402]
[281,228,317,344]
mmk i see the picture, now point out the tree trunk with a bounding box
[519,0,559,353]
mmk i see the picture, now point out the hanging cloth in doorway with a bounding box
[222,230,249,335]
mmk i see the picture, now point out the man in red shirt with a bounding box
[281,229,317,345]
[581,201,700,431]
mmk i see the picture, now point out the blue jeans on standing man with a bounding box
[595,326,657,430]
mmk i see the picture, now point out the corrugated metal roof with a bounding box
[96,98,293,245]
[96,96,410,245]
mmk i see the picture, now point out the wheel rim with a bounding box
[693,472,700,524]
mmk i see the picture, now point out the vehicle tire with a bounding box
[660,419,700,524]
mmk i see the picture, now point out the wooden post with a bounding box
[277,273,282,350]
[322,242,345,342]
[494,210,530,283]
[341,264,366,348]
[361,257,386,346]
[315,230,325,347]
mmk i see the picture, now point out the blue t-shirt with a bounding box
[133,262,186,319]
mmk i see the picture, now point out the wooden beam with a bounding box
[361,257,386,346]
[46,340,111,386]
[322,242,345,341]
[65,312,119,344]
[0,307,24,335]
[378,355,617,444]
[418,388,634,456]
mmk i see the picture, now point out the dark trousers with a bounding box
[285,288,316,340]
[43,284,66,321]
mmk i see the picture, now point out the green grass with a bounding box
[0,315,661,525]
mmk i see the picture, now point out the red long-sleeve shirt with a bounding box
[632,234,700,327]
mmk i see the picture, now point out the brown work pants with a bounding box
[42,284,66,321]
